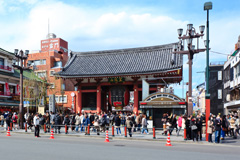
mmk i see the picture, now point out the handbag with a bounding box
[191,125,197,130]
[222,127,227,132]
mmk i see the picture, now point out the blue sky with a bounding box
[0,0,240,98]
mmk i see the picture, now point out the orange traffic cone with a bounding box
[6,127,11,136]
[165,133,172,146]
[104,130,110,142]
[49,128,55,139]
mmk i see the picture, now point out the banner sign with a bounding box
[5,83,10,96]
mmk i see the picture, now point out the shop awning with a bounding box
[140,105,186,109]
[0,103,19,106]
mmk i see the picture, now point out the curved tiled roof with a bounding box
[57,43,183,78]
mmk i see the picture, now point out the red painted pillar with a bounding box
[44,124,46,133]
[133,83,139,114]
[205,98,210,142]
[184,128,187,140]
[77,86,82,114]
[153,126,156,139]
[112,126,114,137]
[97,85,101,113]
[25,123,27,132]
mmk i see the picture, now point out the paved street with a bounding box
[0,133,239,160]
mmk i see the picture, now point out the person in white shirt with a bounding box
[33,113,40,137]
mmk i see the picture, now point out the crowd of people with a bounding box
[0,111,239,142]
[161,112,240,143]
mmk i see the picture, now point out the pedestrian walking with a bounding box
[207,116,213,143]
[83,114,90,135]
[141,114,148,134]
[64,115,70,134]
[177,114,182,136]
[115,114,121,135]
[45,112,50,132]
[0,113,4,127]
[93,115,100,135]
[136,114,142,132]
[215,115,221,143]
[221,115,227,140]
[75,113,81,132]
[126,116,133,137]
[33,113,40,137]
[12,113,18,130]
[191,117,198,142]
[54,113,61,134]
[6,114,11,130]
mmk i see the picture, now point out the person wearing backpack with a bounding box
[126,116,133,137]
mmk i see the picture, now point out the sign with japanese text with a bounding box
[108,77,125,83]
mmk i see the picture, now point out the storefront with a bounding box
[140,92,186,128]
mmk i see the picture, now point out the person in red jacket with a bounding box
[12,112,18,130]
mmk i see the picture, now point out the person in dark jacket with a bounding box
[64,115,70,134]
[170,114,177,135]
[186,116,192,140]
[115,114,121,135]
[54,113,61,134]
[215,115,222,143]
[221,115,227,140]
[6,115,11,130]
[45,112,50,132]
[196,116,202,141]
[191,117,198,142]
[89,112,95,132]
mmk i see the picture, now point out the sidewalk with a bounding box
[1,126,239,146]
[0,126,203,142]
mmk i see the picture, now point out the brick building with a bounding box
[27,33,75,112]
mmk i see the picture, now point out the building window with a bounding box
[0,84,4,95]
[218,71,222,80]
[55,96,59,103]
[9,85,15,95]
[49,83,55,89]
[35,71,47,78]
[58,95,67,103]
[54,61,62,68]
[0,58,4,67]
[32,59,46,65]
[218,89,222,99]
[49,70,55,76]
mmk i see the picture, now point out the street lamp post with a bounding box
[173,24,206,115]
[204,1,213,142]
[13,49,29,129]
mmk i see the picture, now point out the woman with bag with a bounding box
[191,117,198,142]
[207,116,213,143]
[221,115,227,140]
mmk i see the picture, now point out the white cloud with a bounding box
[0,1,191,52]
